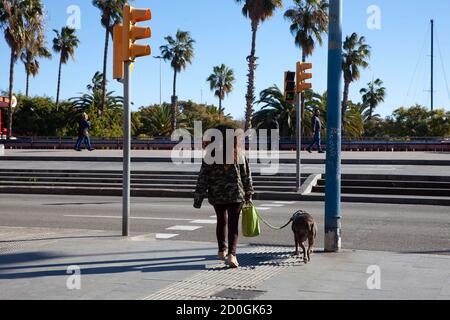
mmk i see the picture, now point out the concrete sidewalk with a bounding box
[0,226,449,300]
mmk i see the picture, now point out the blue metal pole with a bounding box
[325,0,343,252]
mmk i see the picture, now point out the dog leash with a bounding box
[256,209,309,231]
[256,212,293,230]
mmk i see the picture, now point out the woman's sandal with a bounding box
[218,250,228,261]
[227,254,239,268]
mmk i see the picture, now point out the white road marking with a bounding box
[273,201,296,205]
[166,225,202,231]
[156,233,178,239]
[64,215,193,221]
[259,204,285,207]
[255,207,271,211]
[209,215,216,218]
[190,219,217,224]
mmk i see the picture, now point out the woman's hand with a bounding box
[193,196,203,209]
[245,192,253,204]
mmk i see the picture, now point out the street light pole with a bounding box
[154,56,163,107]
[324,0,343,252]
[430,19,434,112]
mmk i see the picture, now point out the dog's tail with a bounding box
[310,222,317,238]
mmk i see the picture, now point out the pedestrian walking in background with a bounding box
[307,109,324,154]
[194,125,254,268]
[74,113,94,152]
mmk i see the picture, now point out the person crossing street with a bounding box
[193,125,254,269]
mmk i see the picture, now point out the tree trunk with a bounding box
[25,54,31,97]
[7,47,15,139]
[245,20,259,131]
[56,54,63,111]
[26,72,30,98]
[368,103,374,121]
[218,84,223,115]
[171,68,178,131]
[101,26,110,115]
[341,80,350,133]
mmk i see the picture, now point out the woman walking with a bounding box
[194,125,254,268]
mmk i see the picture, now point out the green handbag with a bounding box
[242,203,261,237]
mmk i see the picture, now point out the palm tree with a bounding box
[140,104,173,137]
[343,101,365,138]
[234,0,283,131]
[206,64,235,115]
[284,0,329,133]
[53,27,80,111]
[360,78,386,121]
[342,33,371,127]
[160,30,195,131]
[0,0,45,138]
[253,85,295,137]
[21,31,51,97]
[92,0,128,114]
[70,71,123,114]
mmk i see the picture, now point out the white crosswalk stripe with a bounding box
[190,219,217,224]
[166,225,202,231]
[155,233,178,239]
[259,204,285,207]
[273,201,297,205]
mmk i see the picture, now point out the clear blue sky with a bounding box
[1,0,449,120]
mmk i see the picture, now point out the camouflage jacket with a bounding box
[194,158,255,206]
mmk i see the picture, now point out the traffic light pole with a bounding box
[116,3,151,237]
[122,61,131,237]
[324,0,343,252]
[295,93,301,192]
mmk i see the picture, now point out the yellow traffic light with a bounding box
[296,62,313,93]
[113,24,124,80]
[123,4,152,62]
[284,71,296,104]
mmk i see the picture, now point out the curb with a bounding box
[300,174,322,195]
[0,186,449,206]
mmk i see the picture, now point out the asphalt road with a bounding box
[0,194,448,254]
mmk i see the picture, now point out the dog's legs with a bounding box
[300,243,307,263]
[307,241,313,262]
[294,235,299,257]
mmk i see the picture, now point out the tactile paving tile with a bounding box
[143,246,303,300]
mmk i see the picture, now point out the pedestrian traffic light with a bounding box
[284,71,296,104]
[123,3,152,62]
[296,62,313,93]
